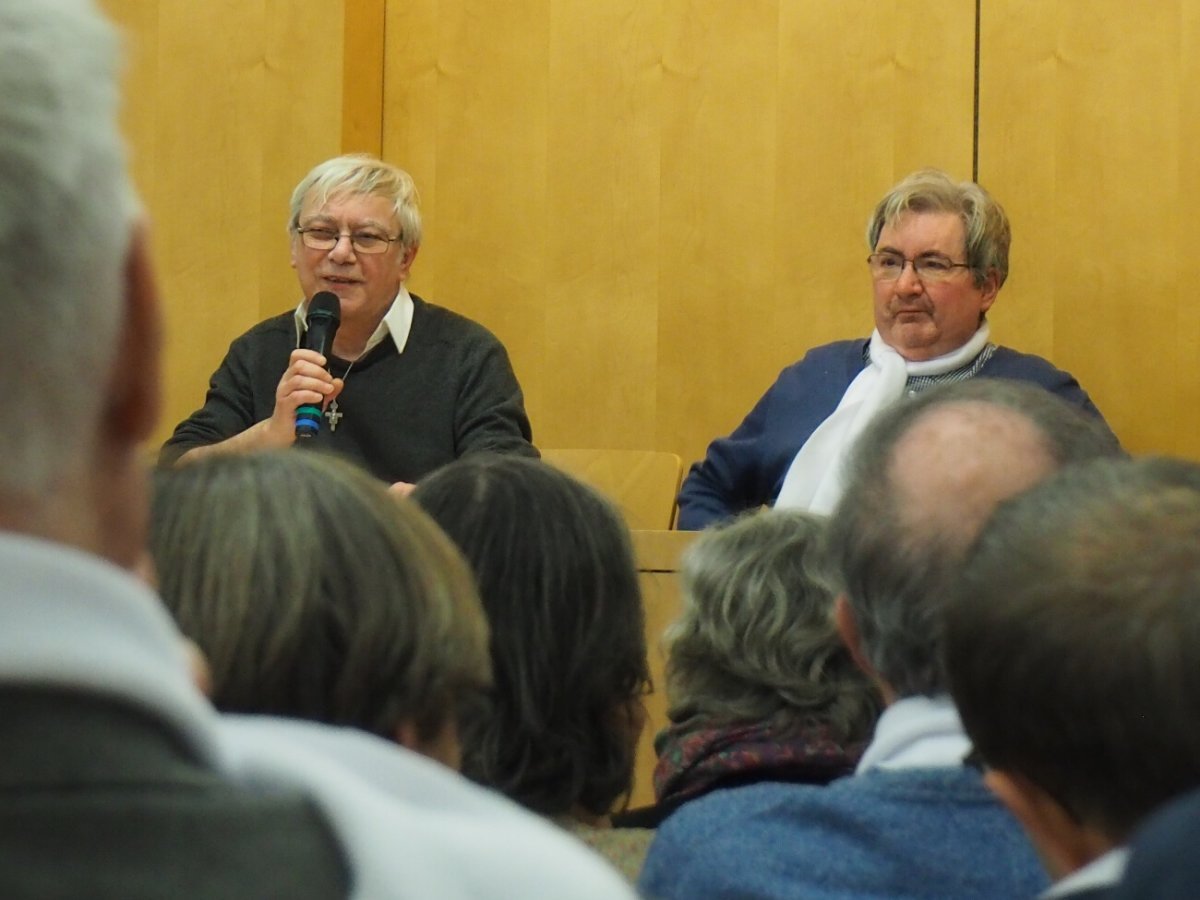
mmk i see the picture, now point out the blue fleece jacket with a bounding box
[639,766,1048,900]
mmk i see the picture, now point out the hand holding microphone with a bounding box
[294,291,342,439]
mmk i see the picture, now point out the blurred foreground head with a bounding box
[151,450,491,768]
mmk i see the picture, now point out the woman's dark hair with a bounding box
[412,455,650,818]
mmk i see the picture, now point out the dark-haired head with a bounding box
[412,455,650,819]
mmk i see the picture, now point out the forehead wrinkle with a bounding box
[300,190,398,231]
[886,401,1057,548]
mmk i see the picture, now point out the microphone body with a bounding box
[295,291,342,439]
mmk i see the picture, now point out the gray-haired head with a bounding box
[946,456,1200,842]
[288,153,422,253]
[866,168,1010,289]
[150,450,491,757]
[664,509,880,743]
[0,0,138,494]
[825,379,1123,698]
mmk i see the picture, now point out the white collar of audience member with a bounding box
[293,288,414,360]
[855,695,972,773]
[1040,847,1129,899]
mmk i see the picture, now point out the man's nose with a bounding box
[328,233,357,262]
[894,259,924,293]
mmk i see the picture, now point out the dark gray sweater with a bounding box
[161,295,537,483]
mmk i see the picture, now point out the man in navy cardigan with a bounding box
[640,380,1122,900]
[676,169,1113,529]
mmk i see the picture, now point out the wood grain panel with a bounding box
[385,1,552,437]
[542,2,663,449]
[655,0,783,467]
[343,0,386,155]
[382,2,975,467]
[631,530,698,810]
[101,1,351,448]
[662,0,977,469]
[980,1,1199,458]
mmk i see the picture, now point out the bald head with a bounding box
[825,379,1122,698]
[890,401,1057,552]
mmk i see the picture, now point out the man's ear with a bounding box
[835,595,894,704]
[108,221,163,442]
[397,243,419,283]
[984,769,1108,882]
[835,595,871,676]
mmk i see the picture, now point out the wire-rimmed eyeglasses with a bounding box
[867,251,972,283]
[296,226,401,255]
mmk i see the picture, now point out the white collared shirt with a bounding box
[856,695,973,773]
[293,288,415,358]
[1041,847,1129,898]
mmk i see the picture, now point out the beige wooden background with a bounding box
[107,0,1198,462]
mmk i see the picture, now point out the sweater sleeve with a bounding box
[676,343,863,531]
[450,324,538,461]
[675,378,779,531]
[159,326,285,465]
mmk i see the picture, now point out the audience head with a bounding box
[0,0,159,563]
[945,456,1200,876]
[663,509,879,743]
[825,378,1122,700]
[412,455,650,820]
[866,167,1011,289]
[150,450,490,767]
[289,153,422,254]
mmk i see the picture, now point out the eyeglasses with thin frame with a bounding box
[296,225,401,255]
[867,251,972,283]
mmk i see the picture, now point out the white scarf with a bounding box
[775,323,992,514]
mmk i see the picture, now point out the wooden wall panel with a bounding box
[980,1,1200,458]
[382,1,976,467]
[101,1,354,447]
[385,1,552,435]
[663,0,976,468]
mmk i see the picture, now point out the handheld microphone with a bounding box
[295,291,342,439]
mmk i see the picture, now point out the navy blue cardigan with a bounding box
[676,339,1112,530]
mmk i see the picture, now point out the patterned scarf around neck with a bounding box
[652,717,864,806]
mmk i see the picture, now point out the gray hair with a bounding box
[664,509,880,743]
[288,153,422,251]
[825,379,1123,698]
[0,0,137,494]
[946,456,1200,840]
[150,451,491,745]
[866,168,1011,288]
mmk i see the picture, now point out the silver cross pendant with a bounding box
[325,401,343,432]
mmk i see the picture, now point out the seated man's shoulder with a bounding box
[411,294,501,346]
[239,309,296,340]
[643,771,1046,900]
[787,338,868,372]
[982,344,1081,384]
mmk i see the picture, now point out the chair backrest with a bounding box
[540,449,684,530]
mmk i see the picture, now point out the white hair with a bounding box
[0,0,137,493]
[288,154,423,252]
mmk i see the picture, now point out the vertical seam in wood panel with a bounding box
[342,0,386,155]
[973,0,981,181]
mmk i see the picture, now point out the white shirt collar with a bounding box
[1041,847,1129,898]
[0,532,223,766]
[293,288,415,358]
[856,695,973,773]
